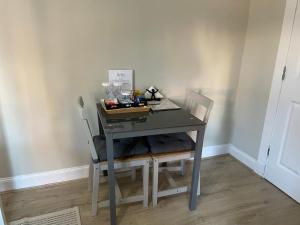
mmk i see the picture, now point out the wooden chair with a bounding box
[78,97,151,216]
[149,90,213,206]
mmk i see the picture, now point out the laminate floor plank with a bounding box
[1,155,300,225]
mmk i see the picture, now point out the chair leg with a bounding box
[92,163,100,216]
[180,160,185,176]
[197,173,201,196]
[88,157,93,192]
[143,161,149,207]
[131,167,136,181]
[152,158,159,206]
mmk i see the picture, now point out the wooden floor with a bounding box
[1,155,300,225]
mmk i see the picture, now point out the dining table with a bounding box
[97,103,206,225]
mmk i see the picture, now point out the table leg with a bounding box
[189,127,205,210]
[98,114,105,137]
[98,114,108,176]
[106,134,117,225]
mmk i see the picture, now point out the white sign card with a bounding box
[108,70,133,90]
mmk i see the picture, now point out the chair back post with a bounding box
[78,96,99,163]
[184,90,214,123]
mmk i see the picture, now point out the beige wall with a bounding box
[231,0,286,159]
[0,0,249,177]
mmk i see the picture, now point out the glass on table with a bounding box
[102,81,123,99]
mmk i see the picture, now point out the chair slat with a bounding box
[184,90,214,123]
[78,96,99,163]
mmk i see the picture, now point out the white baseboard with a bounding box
[0,144,265,192]
[228,144,265,176]
[202,144,229,158]
[0,144,228,192]
[0,165,89,192]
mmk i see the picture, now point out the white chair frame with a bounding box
[90,157,149,210]
[152,90,213,206]
[152,152,200,206]
[179,89,214,176]
[78,97,150,216]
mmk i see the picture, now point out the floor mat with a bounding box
[10,207,81,225]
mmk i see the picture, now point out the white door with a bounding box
[0,196,6,225]
[265,2,300,203]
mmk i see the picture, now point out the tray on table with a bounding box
[101,100,150,115]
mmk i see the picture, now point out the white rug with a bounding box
[10,207,81,225]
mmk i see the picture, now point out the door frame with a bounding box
[0,196,6,225]
[258,0,298,173]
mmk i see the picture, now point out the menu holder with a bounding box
[149,98,181,111]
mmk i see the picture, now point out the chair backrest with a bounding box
[78,96,99,163]
[184,90,214,123]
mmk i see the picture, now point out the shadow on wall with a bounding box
[0,1,89,178]
[0,100,12,178]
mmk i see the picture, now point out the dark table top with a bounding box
[97,103,205,138]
